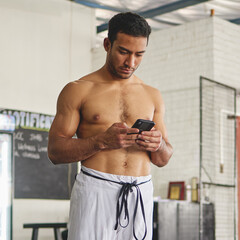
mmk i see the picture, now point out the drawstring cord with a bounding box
[81,169,150,240]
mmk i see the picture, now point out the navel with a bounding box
[123,161,128,168]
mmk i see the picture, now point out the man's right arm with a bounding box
[48,82,139,164]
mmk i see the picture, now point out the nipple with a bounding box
[93,114,100,121]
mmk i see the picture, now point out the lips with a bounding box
[120,68,134,74]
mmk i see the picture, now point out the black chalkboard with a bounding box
[13,127,78,199]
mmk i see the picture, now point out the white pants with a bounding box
[67,166,153,240]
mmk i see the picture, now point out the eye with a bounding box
[136,53,144,57]
[119,50,128,55]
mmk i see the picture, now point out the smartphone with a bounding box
[131,119,155,133]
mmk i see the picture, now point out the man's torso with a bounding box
[75,74,157,176]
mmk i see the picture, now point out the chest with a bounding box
[81,85,155,126]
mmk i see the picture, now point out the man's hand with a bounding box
[135,128,163,152]
[98,122,139,150]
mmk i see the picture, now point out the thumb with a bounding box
[122,122,130,128]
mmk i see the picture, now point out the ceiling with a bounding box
[71,0,240,45]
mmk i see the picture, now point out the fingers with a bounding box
[113,135,138,149]
[118,130,139,142]
[112,122,128,134]
[107,122,163,151]
[137,135,160,143]
[113,122,139,135]
[135,139,160,152]
[106,122,139,149]
[127,128,139,135]
[142,129,161,136]
[118,128,139,147]
[119,127,139,135]
[137,130,161,140]
[136,129,162,152]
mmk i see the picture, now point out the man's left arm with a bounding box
[136,89,173,167]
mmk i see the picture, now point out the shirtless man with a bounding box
[48,12,173,240]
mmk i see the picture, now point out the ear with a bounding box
[103,38,111,52]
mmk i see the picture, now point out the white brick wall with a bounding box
[213,17,240,89]
[141,18,214,88]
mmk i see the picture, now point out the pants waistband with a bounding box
[81,166,151,183]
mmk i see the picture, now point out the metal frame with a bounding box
[0,130,14,240]
[199,76,237,240]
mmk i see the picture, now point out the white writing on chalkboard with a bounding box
[14,151,20,157]
[30,133,43,142]
[14,132,24,141]
[37,145,47,152]
[22,152,40,159]
[18,143,36,152]
[15,130,48,162]
[1,110,54,130]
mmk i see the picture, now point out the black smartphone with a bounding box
[131,119,155,133]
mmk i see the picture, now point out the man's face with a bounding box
[105,32,148,79]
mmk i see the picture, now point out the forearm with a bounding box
[150,139,173,167]
[48,134,104,164]
[48,122,139,164]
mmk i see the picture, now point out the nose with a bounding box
[125,54,135,68]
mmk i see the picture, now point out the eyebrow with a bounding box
[118,46,146,54]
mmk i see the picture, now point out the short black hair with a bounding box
[108,12,151,45]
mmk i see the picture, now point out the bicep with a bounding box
[49,109,80,139]
[49,84,81,140]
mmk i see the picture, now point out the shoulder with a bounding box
[134,76,164,104]
[58,81,89,102]
[141,82,163,101]
[141,82,165,113]
[64,77,96,93]
[57,74,98,111]
[59,71,101,98]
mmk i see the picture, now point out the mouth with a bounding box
[120,68,134,74]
